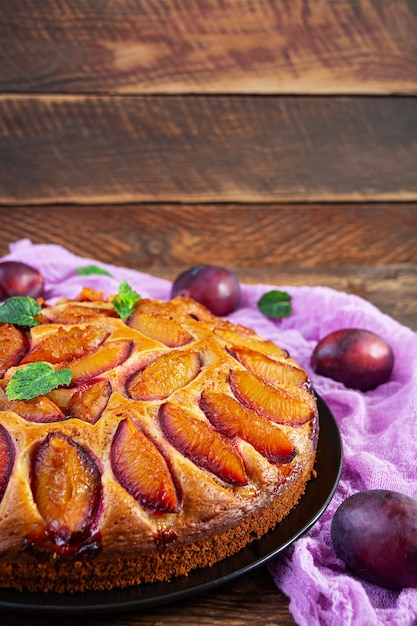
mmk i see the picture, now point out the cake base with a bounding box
[0,459,315,594]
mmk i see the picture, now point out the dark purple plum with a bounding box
[311,328,394,391]
[331,490,417,589]
[0,261,44,300]
[171,265,240,316]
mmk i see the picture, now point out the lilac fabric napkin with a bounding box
[2,239,417,625]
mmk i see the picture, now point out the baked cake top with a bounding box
[0,290,318,563]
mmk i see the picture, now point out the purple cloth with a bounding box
[2,239,417,625]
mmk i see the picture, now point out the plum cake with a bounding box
[0,291,318,593]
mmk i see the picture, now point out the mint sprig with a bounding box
[76,265,112,277]
[112,280,141,320]
[257,290,292,319]
[6,362,73,401]
[0,296,42,327]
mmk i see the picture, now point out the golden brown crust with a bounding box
[0,294,318,593]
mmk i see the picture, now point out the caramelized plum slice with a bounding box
[46,387,74,413]
[67,380,112,424]
[214,327,288,359]
[44,303,115,324]
[127,351,201,401]
[111,418,178,513]
[0,391,65,423]
[22,326,109,365]
[31,433,102,546]
[74,288,105,302]
[68,340,132,383]
[159,402,247,486]
[229,370,314,426]
[0,424,15,503]
[127,313,193,347]
[228,346,308,387]
[0,323,29,376]
[200,391,296,464]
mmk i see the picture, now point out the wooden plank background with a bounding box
[0,0,416,95]
[1,204,416,268]
[0,0,416,204]
[1,95,416,204]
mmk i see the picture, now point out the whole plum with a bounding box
[311,328,394,391]
[331,490,417,589]
[0,261,44,300]
[171,265,240,316]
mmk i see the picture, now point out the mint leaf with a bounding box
[6,362,73,401]
[76,265,112,277]
[0,296,41,327]
[112,280,141,320]
[257,290,292,318]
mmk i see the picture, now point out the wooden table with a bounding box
[0,1,416,624]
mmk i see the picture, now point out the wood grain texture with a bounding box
[0,0,416,95]
[1,204,416,329]
[1,204,416,268]
[1,96,416,204]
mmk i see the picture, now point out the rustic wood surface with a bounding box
[1,96,416,204]
[2,204,416,269]
[0,0,416,95]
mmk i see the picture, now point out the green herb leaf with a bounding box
[0,296,42,327]
[257,290,292,319]
[112,280,141,320]
[6,362,73,401]
[76,265,112,277]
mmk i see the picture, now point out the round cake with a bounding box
[0,290,318,593]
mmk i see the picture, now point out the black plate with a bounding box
[0,395,342,614]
